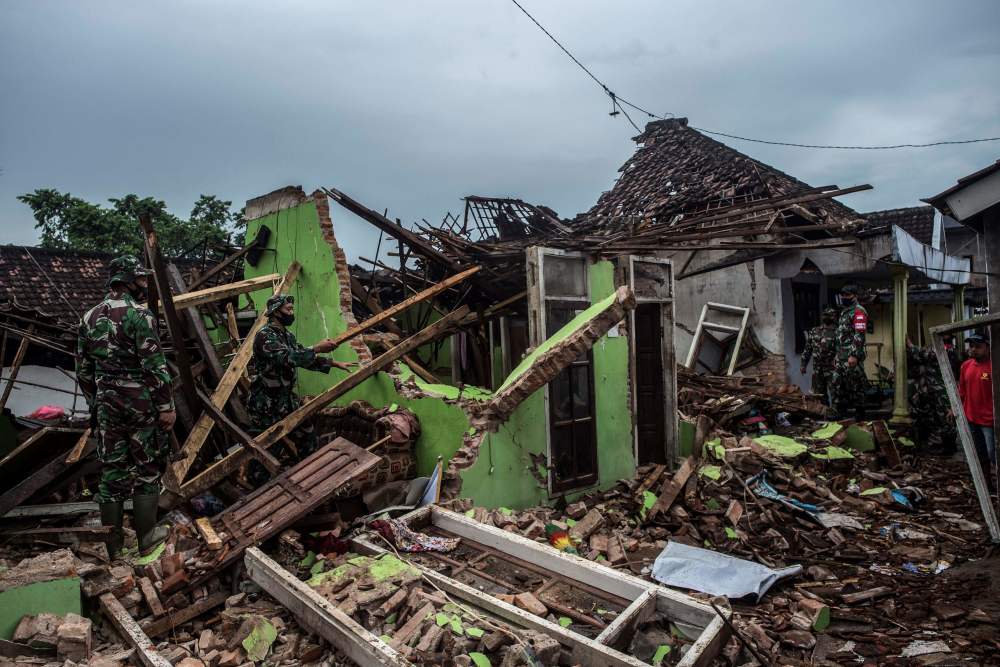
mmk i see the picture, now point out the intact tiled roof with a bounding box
[861,206,936,246]
[0,245,227,327]
[585,118,862,226]
[0,245,112,325]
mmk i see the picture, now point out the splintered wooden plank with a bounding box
[168,261,301,485]
[179,305,468,499]
[646,457,696,523]
[420,507,716,628]
[141,591,229,638]
[195,517,223,551]
[245,547,411,667]
[145,273,280,310]
[64,428,92,464]
[138,577,166,617]
[99,593,172,667]
[351,535,653,667]
[0,440,96,516]
[208,438,379,571]
[331,266,479,348]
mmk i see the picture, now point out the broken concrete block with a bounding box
[198,629,216,652]
[606,537,626,565]
[55,612,92,661]
[569,508,604,542]
[176,658,207,667]
[565,502,587,520]
[588,533,609,554]
[0,549,78,592]
[523,631,560,664]
[216,649,242,667]
[513,592,548,617]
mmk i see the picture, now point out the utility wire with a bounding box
[509,0,1000,150]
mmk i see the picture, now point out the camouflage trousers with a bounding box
[811,367,834,404]
[95,404,168,503]
[247,407,319,485]
[831,363,868,416]
[910,385,957,451]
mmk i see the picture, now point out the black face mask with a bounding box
[128,282,148,302]
[275,312,295,326]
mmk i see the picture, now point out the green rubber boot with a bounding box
[133,493,169,555]
[99,501,124,559]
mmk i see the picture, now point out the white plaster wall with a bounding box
[673,256,785,367]
[0,365,84,418]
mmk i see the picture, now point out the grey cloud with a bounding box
[1,0,998,258]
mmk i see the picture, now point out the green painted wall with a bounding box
[0,579,81,639]
[243,199,635,509]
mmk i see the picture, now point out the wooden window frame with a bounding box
[526,247,599,494]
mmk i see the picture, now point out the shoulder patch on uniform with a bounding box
[852,307,868,332]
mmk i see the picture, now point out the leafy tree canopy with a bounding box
[17,189,245,257]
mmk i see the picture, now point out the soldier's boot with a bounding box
[99,501,125,559]
[133,493,169,555]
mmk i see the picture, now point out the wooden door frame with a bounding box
[623,256,677,467]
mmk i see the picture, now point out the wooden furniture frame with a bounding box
[246,506,728,667]
[684,302,750,376]
[929,313,1000,541]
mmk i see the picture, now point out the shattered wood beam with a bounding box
[186,242,254,292]
[167,261,301,486]
[168,273,280,309]
[141,591,229,639]
[166,263,225,385]
[139,214,199,424]
[194,387,281,475]
[466,286,636,432]
[349,275,438,383]
[331,266,480,349]
[245,547,411,667]
[0,439,95,516]
[99,593,172,667]
[325,187,505,299]
[0,329,31,411]
[179,304,470,498]
[143,273,280,311]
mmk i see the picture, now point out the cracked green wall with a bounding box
[243,200,634,509]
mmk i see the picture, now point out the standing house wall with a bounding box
[241,189,636,509]
[672,254,786,378]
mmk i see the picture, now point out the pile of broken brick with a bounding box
[444,418,998,665]
[2,415,997,666]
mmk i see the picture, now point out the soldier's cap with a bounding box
[266,293,294,316]
[965,332,990,345]
[107,256,152,285]
[839,284,860,295]
[822,306,839,316]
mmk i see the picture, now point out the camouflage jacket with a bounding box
[836,304,868,364]
[801,324,837,370]
[248,323,332,417]
[76,290,174,414]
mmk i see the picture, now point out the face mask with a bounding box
[129,282,148,301]
[276,312,295,326]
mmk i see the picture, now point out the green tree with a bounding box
[17,189,243,257]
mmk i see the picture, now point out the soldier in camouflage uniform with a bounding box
[906,337,957,453]
[830,284,870,420]
[77,256,175,557]
[800,306,839,404]
[246,294,353,481]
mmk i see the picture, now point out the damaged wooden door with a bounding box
[625,256,676,466]
[526,248,598,493]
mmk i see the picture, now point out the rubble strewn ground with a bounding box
[2,411,999,666]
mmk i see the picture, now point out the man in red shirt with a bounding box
[957,332,996,486]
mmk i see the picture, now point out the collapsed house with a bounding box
[0,133,997,666]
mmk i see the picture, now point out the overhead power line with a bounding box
[508,0,1000,150]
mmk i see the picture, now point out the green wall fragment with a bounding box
[0,578,80,639]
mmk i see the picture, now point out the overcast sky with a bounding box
[2,1,998,261]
